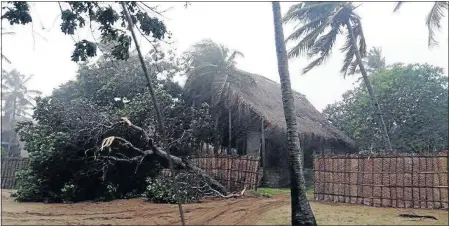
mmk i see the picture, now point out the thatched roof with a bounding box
[185,69,354,146]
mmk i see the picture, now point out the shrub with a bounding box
[144,172,206,204]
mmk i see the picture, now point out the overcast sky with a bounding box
[2,1,448,111]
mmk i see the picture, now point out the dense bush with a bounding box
[144,172,208,204]
[324,63,448,152]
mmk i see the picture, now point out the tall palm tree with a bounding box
[1,69,41,156]
[184,39,247,154]
[1,69,42,122]
[272,2,317,225]
[394,2,449,47]
[283,2,394,153]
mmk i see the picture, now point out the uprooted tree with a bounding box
[13,48,234,203]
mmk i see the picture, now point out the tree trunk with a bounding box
[213,113,221,154]
[200,141,204,154]
[228,107,232,155]
[121,3,185,226]
[271,2,317,226]
[261,119,267,185]
[345,20,394,153]
[8,96,18,156]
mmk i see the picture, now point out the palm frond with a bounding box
[283,2,339,24]
[308,23,340,57]
[1,53,11,64]
[26,89,42,96]
[340,31,357,77]
[226,50,244,65]
[287,14,333,58]
[302,56,327,74]
[303,24,340,73]
[285,18,325,42]
[347,60,359,75]
[393,2,404,12]
[425,1,448,47]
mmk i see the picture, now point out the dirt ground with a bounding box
[1,189,286,225]
[2,189,448,225]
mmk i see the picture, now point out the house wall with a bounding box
[246,130,261,156]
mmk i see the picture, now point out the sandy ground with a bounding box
[2,189,448,225]
[1,189,286,225]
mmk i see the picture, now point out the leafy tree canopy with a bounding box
[323,63,448,153]
[1,1,170,62]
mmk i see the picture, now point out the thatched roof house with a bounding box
[185,69,356,187]
[228,70,353,144]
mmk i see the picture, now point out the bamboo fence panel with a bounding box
[1,157,29,189]
[162,155,260,192]
[314,152,448,209]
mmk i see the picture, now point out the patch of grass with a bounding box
[257,202,449,225]
[251,188,290,197]
[250,187,315,200]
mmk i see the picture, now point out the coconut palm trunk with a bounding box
[345,20,394,153]
[271,2,317,225]
[228,107,232,155]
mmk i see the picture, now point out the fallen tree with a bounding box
[14,83,219,203]
[98,117,228,195]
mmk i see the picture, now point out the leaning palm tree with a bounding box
[184,39,248,154]
[272,2,317,225]
[283,2,394,153]
[394,1,449,47]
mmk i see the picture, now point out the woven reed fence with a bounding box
[1,157,29,189]
[314,151,449,209]
[163,155,260,192]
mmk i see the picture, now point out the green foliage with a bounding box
[144,177,178,203]
[1,147,6,157]
[13,50,214,203]
[1,2,32,25]
[1,1,168,62]
[144,173,204,204]
[323,63,448,153]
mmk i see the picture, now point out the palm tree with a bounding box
[184,39,247,154]
[394,2,449,47]
[1,69,41,156]
[364,46,386,73]
[272,2,317,225]
[283,2,394,153]
[1,69,42,122]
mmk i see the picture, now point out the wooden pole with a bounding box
[261,119,267,185]
[228,107,232,155]
[213,113,220,154]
